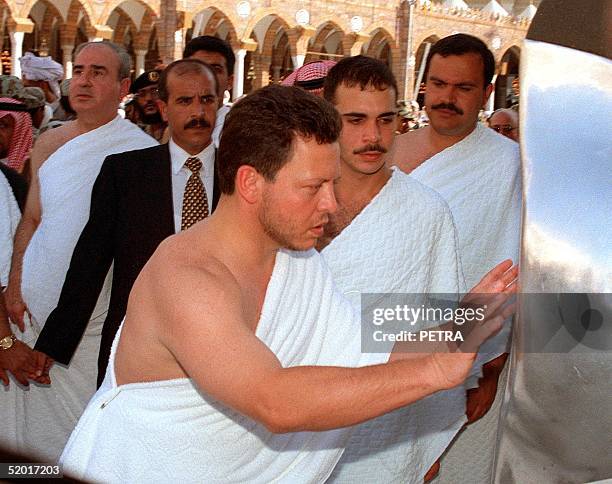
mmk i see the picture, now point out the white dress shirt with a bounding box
[212,103,231,148]
[169,139,215,233]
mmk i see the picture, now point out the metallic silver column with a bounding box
[493,1,612,482]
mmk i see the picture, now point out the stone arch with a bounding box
[99,0,159,26]
[76,9,94,42]
[143,24,159,70]
[270,28,291,83]
[305,21,345,63]
[259,16,291,57]
[412,34,440,105]
[105,1,159,77]
[60,0,93,47]
[0,3,14,70]
[364,27,397,67]
[196,7,238,49]
[133,8,155,51]
[65,0,89,27]
[414,34,439,74]
[23,0,63,60]
[242,8,293,43]
[496,43,520,64]
[0,0,17,22]
[248,15,291,90]
[23,0,93,30]
[494,45,520,108]
[110,7,137,46]
[413,30,442,51]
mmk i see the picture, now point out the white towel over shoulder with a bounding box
[60,249,389,484]
[323,169,468,483]
[410,123,521,361]
[22,115,157,327]
[16,116,157,463]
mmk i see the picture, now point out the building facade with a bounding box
[0,0,538,107]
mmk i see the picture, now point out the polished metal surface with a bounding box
[492,35,612,484]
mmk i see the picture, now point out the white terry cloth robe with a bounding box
[409,124,521,484]
[60,249,389,484]
[0,171,20,288]
[15,115,157,463]
[410,123,521,362]
[323,168,467,483]
[0,172,23,451]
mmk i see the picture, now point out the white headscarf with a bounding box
[19,52,64,99]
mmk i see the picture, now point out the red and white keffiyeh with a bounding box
[0,97,33,172]
[281,60,337,96]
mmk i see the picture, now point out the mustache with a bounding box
[144,101,158,109]
[353,143,388,155]
[431,103,464,115]
[184,117,212,129]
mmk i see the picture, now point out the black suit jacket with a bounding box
[35,143,220,386]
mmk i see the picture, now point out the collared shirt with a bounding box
[212,104,231,148]
[169,138,215,233]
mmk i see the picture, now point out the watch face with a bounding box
[0,335,14,349]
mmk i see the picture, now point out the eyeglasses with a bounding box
[490,124,516,134]
[136,87,159,99]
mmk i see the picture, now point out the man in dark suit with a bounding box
[34,59,220,386]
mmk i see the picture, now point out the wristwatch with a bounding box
[0,334,16,350]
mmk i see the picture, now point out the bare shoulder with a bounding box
[139,236,242,324]
[395,128,422,147]
[31,122,80,169]
[391,127,430,173]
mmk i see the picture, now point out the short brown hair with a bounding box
[218,85,342,194]
[157,59,219,102]
[323,55,398,104]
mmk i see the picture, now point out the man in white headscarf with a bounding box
[19,52,64,120]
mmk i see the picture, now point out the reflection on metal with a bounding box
[493,20,612,484]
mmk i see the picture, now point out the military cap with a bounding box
[23,86,46,109]
[0,75,45,110]
[130,70,160,94]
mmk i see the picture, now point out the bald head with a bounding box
[488,108,519,142]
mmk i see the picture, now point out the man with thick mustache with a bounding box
[318,55,467,484]
[33,58,220,390]
[392,34,521,483]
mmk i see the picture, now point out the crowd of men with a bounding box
[0,33,521,483]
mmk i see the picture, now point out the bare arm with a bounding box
[5,152,42,330]
[150,257,516,434]
[4,127,73,329]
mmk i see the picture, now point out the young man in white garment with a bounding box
[392,34,521,483]
[318,55,468,483]
[2,41,156,462]
[60,85,517,482]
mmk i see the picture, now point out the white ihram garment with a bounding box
[0,172,24,451]
[15,116,157,462]
[60,249,389,483]
[410,123,521,362]
[410,123,521,484]
[323,169,468,483]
